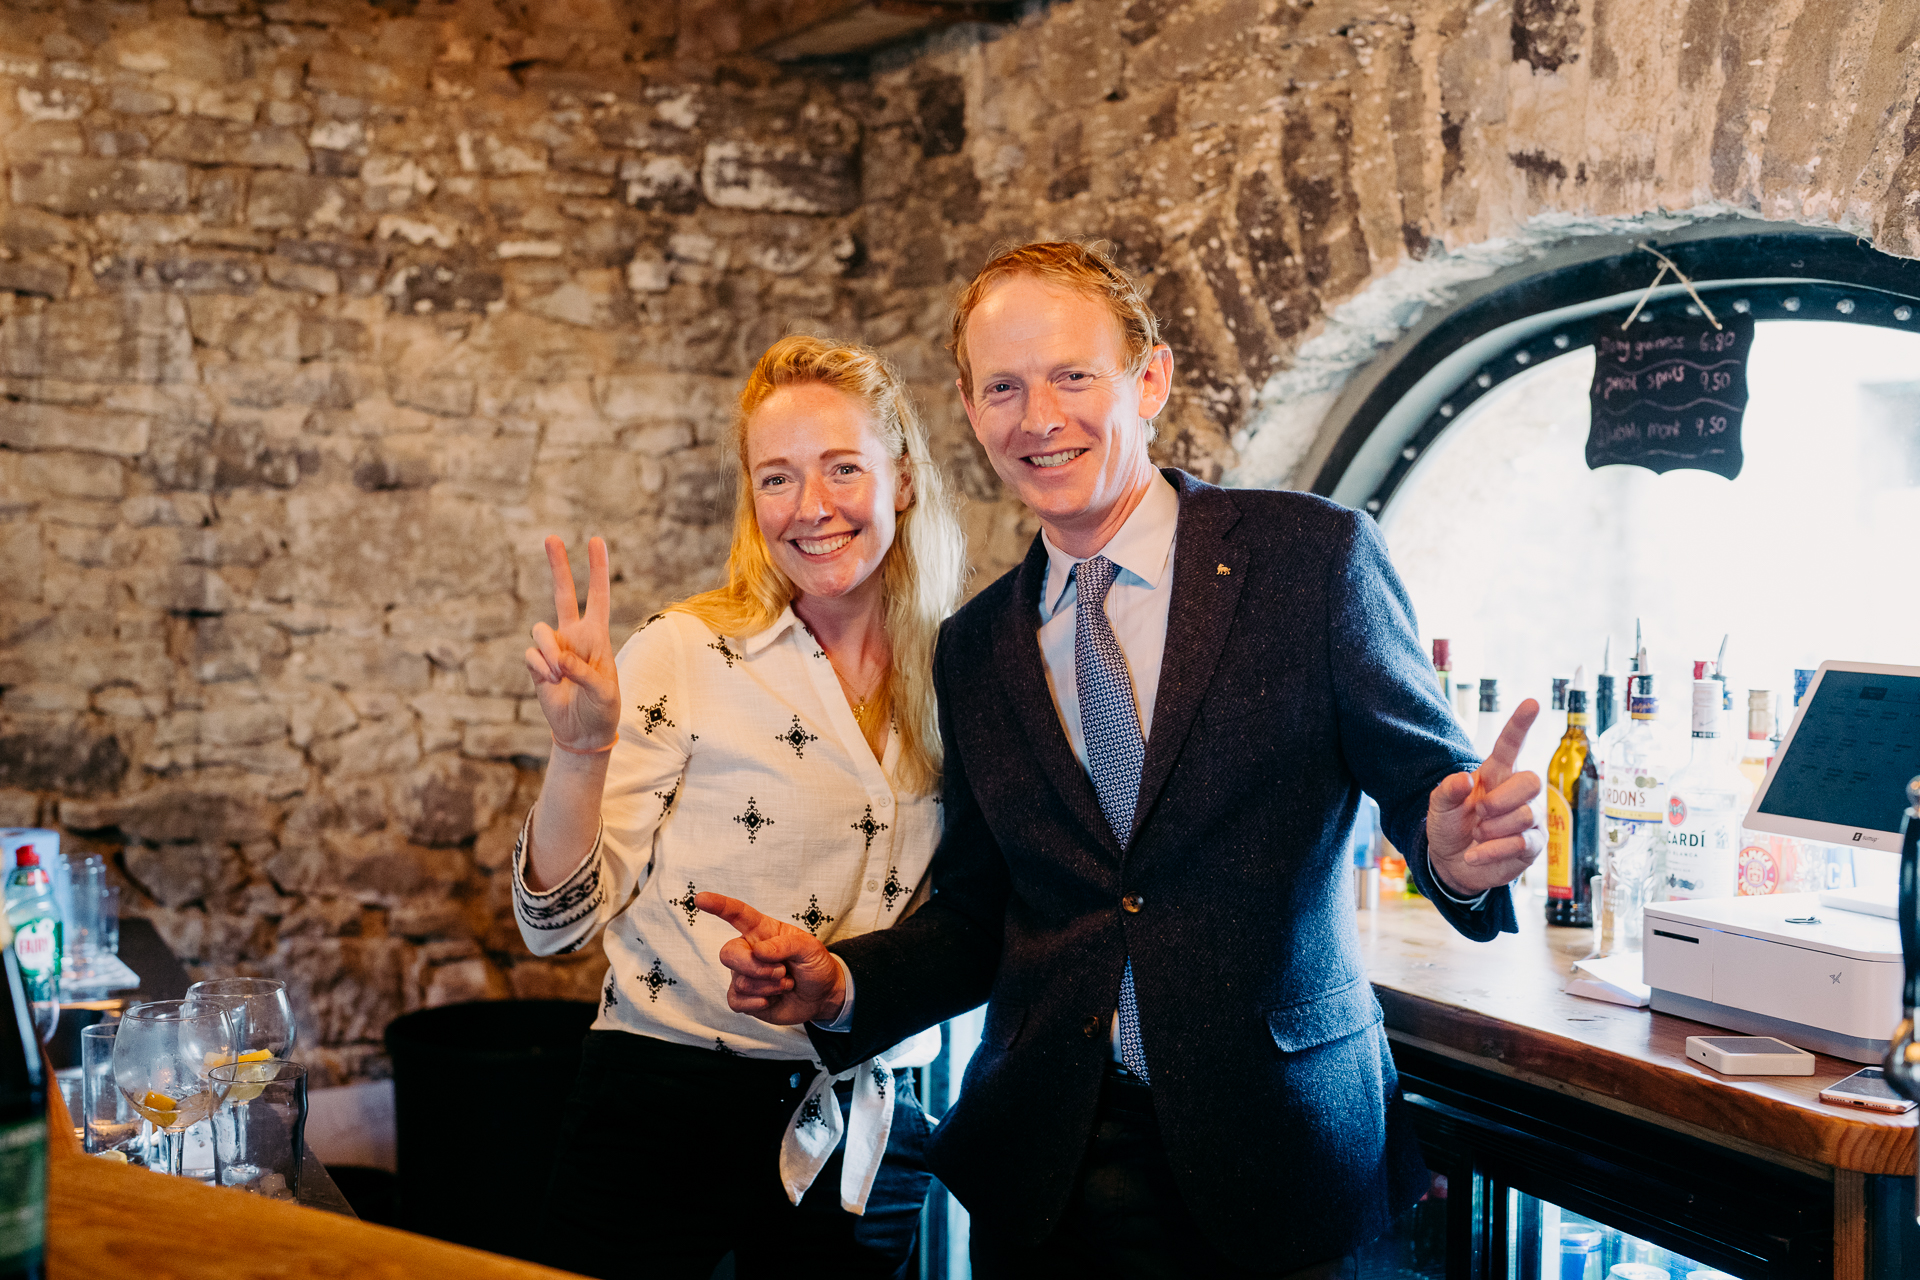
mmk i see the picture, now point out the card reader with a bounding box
[1685,1035,1817,1075]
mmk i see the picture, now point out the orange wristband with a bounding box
[551,735,617,756]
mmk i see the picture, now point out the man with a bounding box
[700,242,1543,1277]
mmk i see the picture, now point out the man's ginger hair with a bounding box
[948,241,1161,403]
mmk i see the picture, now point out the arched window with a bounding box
[1309,218,1920,818]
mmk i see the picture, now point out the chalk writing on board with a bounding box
[1586,311,1753,480]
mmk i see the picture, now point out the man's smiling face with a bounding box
[959,273,1170,552]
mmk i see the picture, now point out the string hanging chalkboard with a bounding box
[1587,310,1754,480]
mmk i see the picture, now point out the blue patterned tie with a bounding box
[1073,556,1150,1083]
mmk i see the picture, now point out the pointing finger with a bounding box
[697,892,775,941]
[545,535,582,628]
[1476,698,1540,789]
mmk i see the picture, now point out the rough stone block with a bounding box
[247,171,355,232]
[0,726,128,795]
[265,257,339,295]
[131,564,236,615]
[701,139,861,215]
[0,524,43,603]
[0,402,150,456]
[0,294,194,385]
[620,154,700,212]
[94,251,263,296]
[397,754,516,846]
[189,614,292,683]
[385,262,504,315]
[17,451,126,500]
[9,156,190,215]
[123,842,248,909]
[235,126,310,170]
[108,84,174,116]
[61,779,278,843]
[461,722,553,761]
[0,256,69,300]
[391,377,476,418]
[596,371,732,426]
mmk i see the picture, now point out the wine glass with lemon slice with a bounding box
[111,1000,234,1179]
[186,978,295,1186]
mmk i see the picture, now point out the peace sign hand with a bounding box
[1426,698,1546,897]
[524,535,621,753]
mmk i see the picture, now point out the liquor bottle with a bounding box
[1432,639,1452,704]
[1598,668,1680,954]
[1658,666,1755,902]
[1594,636,1618,742]
[1735,690,1774,788]
[1471,678,1502,761]
[0,915,45,1279]
[1545,670,1600,927]
[1452,678,1479,747]
[1,854,57,1045]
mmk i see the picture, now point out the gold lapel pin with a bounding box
[1216,564,1231,575]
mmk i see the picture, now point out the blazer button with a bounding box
[1122,893,1145,913]
[1082,1016,1101,1038]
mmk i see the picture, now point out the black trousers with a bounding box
[539,1031,933,1280]
[970,1065,1359,1280]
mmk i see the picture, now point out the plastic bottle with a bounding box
[2,851,59,1044]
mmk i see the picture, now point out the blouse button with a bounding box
[877,796,892,809]
[866,880,878,892]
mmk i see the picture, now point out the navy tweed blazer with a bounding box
[810,470,1516,1270]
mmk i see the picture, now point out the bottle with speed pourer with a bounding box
[1657,663,1755,901]
[0,911,45,1279]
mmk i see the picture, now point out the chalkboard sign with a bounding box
[1587,311,1753,480]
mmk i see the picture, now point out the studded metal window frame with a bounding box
[1308,220,1920,518]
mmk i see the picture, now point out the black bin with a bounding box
[385,999,595,1260]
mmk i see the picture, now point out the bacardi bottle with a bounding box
[1659,668,1755,902]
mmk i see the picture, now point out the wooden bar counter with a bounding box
[1362,889,1916,1279]
[45,1087,580,1280]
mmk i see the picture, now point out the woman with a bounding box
[514,335,967,1280]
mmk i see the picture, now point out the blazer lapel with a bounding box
[990,533,1125,860]
[1129,470,1246,843]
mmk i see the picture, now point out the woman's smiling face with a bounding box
[746,381,911,607]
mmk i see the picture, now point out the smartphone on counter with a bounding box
[1816,1067,1917,1114]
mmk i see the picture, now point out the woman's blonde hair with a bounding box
[670,335,967,794]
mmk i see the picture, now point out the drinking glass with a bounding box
[110,1000,233,1179]
[95,886,120,958]
[70,855,105,963]
[184,977,296,1059]
[207,1059,306,1200]
[80,1023,144,1163]
[186,978,295,1186]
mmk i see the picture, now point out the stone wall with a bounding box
[1,0,1915,1081]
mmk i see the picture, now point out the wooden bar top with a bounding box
[1361,889,1917,1178]
[45,1084,582,1279]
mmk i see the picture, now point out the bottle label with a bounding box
[1668,796,1688,825]
[1738,842,1781,895]
[12,919,57,982]
[0,1117,45,1267]
[1629,694,1658,719]
[1664,808,1741,899]
[1546,787,1573,899]
[1602,775,1664,826]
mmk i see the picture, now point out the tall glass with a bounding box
[185,978,295,1186]
[110,1000,233,1179]
[207,1059,306,1200]
[80,1023,143,1162]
